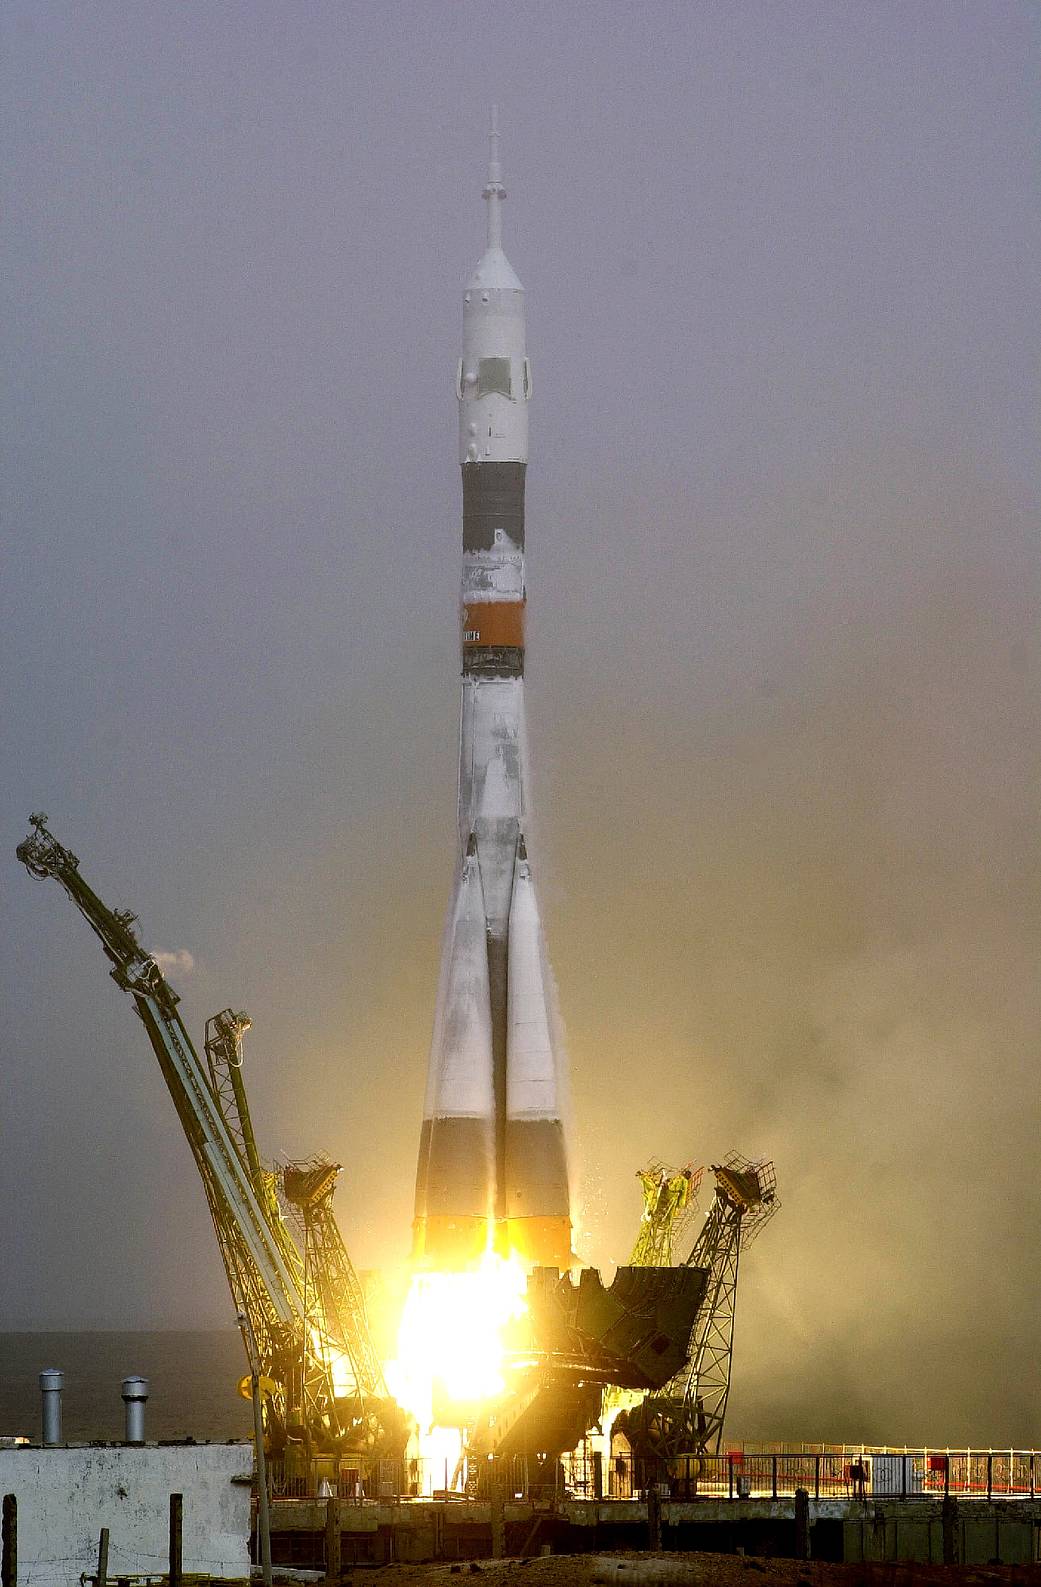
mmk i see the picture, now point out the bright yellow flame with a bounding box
[311,1327,358,1400]
[326,1343,357,1400]
[386,1252,528,1494]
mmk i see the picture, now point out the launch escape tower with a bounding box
[412,109,571,1271]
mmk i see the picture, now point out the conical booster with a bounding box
[412,838,496,1266]
[504,838,570,1263]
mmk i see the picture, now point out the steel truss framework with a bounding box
[674,1153,778,1455]
[17,813,392,1460]
[613,1152,778,1467]
[281,1158,388,1420]
[629,1161,703,1269]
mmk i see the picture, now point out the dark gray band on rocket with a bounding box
[415,1115,494,1219]
[486,933,509,1224]
[503,1117,570,1220]
[464,646,524,679]
[462,461,526,553]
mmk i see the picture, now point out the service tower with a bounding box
[412,112,571,1273]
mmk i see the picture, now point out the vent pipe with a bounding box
[121,1376,149,1444]
[39,1369,63,1446]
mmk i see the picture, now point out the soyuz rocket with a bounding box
[412,112,572,1273]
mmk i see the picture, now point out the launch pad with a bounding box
[16,802,779,1502]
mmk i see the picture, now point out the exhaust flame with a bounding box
[386,1252,528,1493]
[321,1336,358,1400]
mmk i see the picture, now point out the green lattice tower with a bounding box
[629,1162,703,1267]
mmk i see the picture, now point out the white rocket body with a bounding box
[413,115,571,1270]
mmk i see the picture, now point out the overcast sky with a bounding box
[3,1,1038,1447]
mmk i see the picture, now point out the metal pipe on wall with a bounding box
[121,1376,149,1444]
[38,1370,63,1446]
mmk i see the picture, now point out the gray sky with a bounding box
[3,1,1038,1446]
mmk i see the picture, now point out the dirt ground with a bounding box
[322,1551,1041,1586]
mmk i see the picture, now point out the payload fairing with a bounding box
[412,113,572,1272]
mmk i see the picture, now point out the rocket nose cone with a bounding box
[467,247,524,293]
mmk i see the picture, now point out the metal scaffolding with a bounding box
[676,1153,778,1454]
[629,1161,703,1269]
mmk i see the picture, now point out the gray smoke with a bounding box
[531,448,1039,1446]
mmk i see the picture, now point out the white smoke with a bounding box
[150,947,195,977]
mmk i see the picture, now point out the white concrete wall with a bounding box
[0,1444,253,1586]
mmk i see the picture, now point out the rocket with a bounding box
[412,111,572,1272]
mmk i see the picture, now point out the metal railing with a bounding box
[265,1447,1040,1506]
[562,1447,1040,1503]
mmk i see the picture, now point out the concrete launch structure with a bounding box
[412,112,571,1272]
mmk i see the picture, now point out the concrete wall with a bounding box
[842,1500,1039,1566]
[268,1493,1041,1569]
[0,1444,253,1586]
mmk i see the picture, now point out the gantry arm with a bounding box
[16,815,304,1354]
